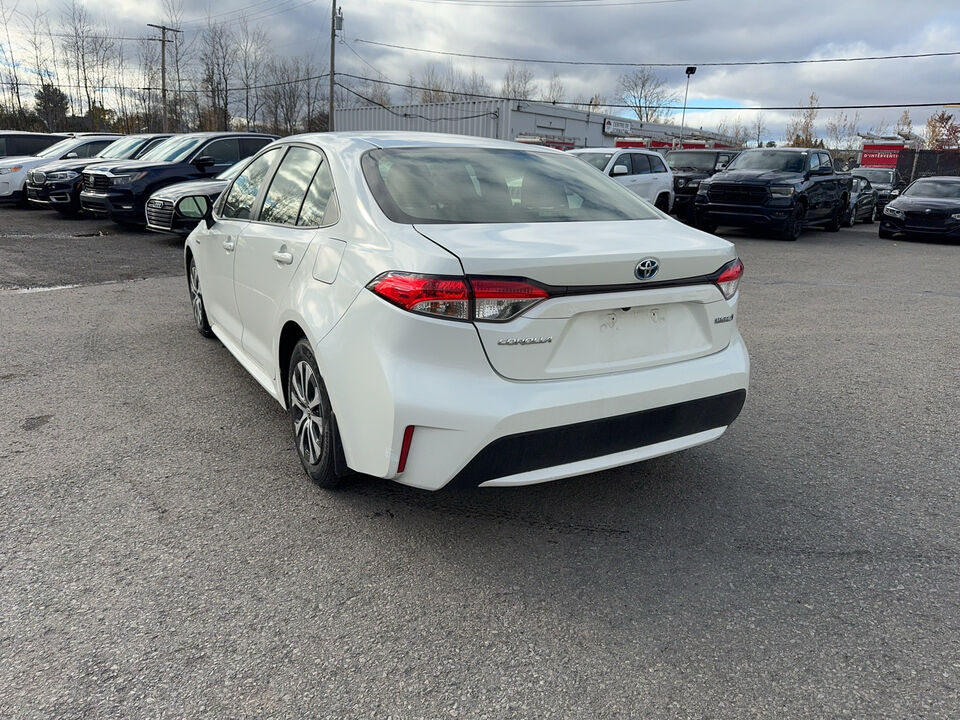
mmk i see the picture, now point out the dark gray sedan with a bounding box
[844,176,877,226]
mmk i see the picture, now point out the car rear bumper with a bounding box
[317,291,750,490]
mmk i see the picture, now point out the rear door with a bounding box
[234,144,337,372]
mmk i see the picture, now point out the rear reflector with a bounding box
[397,425,415,473]
[715,258,743,299]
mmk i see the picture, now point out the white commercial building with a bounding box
[334,99,737,150]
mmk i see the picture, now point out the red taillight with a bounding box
[397,425,415,473]
[715,258,743,300]
[368,273,470,319]
[470,278,549,321]
[367,272,549,322]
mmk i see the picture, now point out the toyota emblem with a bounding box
[635,258,660,280]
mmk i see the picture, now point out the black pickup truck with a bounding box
[695,148,852,240]
[665,148,738,223]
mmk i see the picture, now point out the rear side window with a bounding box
[819,153,832,170]
[240,137,273,157]
[649,154,667,173]
[219,148,281,220]
[298,160,337,227]
[199,138,240,165]
[259,146,322,226]
[631,154,652,175]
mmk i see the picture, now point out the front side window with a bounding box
[259,146,322,226]
[808,153,821,171]
[36,138,82,159]
[219,148,282,220]
[198,138,240,165]
[362,147,660,224]
[77,140,113,158]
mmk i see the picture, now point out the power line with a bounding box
[178,0,313,28]
[354,37,960,68]
[336,72,960,112]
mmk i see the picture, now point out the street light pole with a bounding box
[679,65,696,150]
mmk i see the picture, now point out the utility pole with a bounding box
[147,23,183,132]
[328,1,342,132]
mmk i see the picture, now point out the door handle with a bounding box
[272,250,294,265]
[222,237,235,252]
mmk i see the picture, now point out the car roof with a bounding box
[741,147,816,153]
[281,131,562,154]
[569,146,661,155]
[0,131,68,137]
[170,131,278,139]
[912,175,960,182]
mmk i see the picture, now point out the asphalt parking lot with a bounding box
[1,206,958,719]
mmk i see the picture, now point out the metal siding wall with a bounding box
[334,101,507,139]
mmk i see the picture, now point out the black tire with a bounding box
[287,339,341,488]
[863,209,874,225]
[780,203,805,241]
[824,199,844,232]
[844,206,856,227]
[654,194,670,212]
[878,226,894,239]
[187,255,214,338]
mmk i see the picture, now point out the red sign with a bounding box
[861,144,902,168]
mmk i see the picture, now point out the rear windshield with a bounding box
[727,150,806,173]
[902,180,960,199]
[361,147,659,224]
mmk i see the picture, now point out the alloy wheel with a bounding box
[290,360,324,465]
[189,260,204,330]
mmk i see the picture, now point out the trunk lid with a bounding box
[414,219,738,381]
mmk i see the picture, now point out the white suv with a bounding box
[568,147,674,212]
[180,133,747,491]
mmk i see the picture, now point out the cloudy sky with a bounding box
[5,0,960,140]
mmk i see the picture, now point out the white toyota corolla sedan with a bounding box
[179,132,749,491]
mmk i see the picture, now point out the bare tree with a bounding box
[541,71,564,104]
[717,116,749,148]
[895,109,914,138]
[418,63,452,103]
[824,110,860,149]
[237,15,269,129]
[752,113,767,147]
[403,71,419,104]
[500,63,535,100]
[0,0,24,115]
[501,63,535,100]
[617,67,678,123]
[199,20,236,130]
[784,93,819,147]
[456,69,491,100]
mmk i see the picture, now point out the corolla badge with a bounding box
[635,258,660,280]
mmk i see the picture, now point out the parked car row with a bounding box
[0,130,276,233]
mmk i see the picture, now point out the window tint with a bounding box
[199,138,240,164]
[808,153,821,171]
[819,153,832,170]
[632,154,652,175]
[0,139,6,155]
[362,147,659,224]
[259,146,323,225]
[77,140,113,158]
[298,160,336,226]
[648,154,667,173]
[240,137,273,157]
[219,148,281,220]
[611,154,633,175]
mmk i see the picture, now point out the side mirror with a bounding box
[176,195,213,229]
[63,152,79,159]
[193,155,215,170]
[890,189,900,197]
[610,164,629,177]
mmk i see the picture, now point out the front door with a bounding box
[201,147,284,344]
[233,145,336,373]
